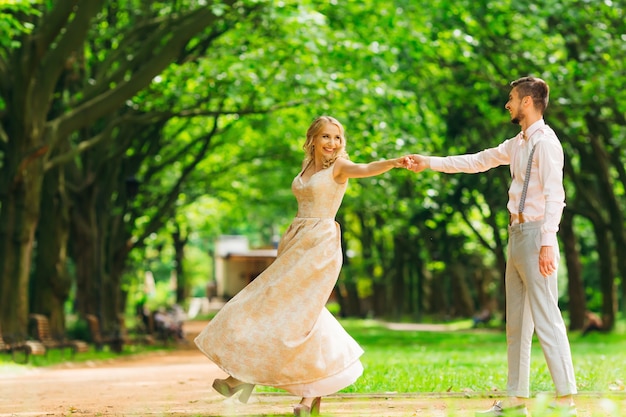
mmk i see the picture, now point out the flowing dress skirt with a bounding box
[194,216,364,397]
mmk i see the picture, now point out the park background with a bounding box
[0,0,625,380]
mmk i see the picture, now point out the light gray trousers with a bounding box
[505,221,577,397]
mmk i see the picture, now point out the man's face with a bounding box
[505,88,524,125]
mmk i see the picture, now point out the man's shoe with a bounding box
[475,400,529,417]
[548,403,577,416]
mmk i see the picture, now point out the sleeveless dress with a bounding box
[194,164,364,397]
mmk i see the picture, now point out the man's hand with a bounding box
[539,245,556,277]
[407,154,430,173]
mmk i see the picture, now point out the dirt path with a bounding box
[0,322,623,416]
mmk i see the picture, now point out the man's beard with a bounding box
[510,106,523,125]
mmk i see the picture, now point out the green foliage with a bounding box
[0,0,40,110]
[0,1,40,48]
[1,0,625,335]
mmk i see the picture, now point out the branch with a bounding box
[84,16,170,100]
[458,196,495,252]
[12,145,49,186]
[44,111,155,170]
[131,113,223,247]
[52,4,236,143]
[44,130,111,171]
[35,1,106,109]
[157,99,305,119]
[34,1,80,62]
[0,122,8,143]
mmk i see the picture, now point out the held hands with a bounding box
[392,155,430,171]
[393,155,414,169]
[407,154,430,173]
[539,246,556,277]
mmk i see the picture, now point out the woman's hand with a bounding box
[393,155,413,169]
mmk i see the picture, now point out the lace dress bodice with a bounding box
[292,166,347,219]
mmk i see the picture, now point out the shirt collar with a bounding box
[523,119,545,141]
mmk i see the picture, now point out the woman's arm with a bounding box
[333,156,410,183]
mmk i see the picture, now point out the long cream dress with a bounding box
[194,164,364,397]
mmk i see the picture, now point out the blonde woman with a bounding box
[195,116,411,416]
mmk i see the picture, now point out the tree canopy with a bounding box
[0,0,624,339]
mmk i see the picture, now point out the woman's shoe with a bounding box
[293,397,321,416]
[212,378,255,403]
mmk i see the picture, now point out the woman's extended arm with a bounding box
[333,156,410,183]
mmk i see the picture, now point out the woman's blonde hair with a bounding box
[302,116,349,169]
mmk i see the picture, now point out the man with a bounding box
[409,77,577,416]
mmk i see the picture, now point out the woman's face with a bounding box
[313,122,343,160]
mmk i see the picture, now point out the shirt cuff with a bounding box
[429,156,445,171]
[541,232,558,247]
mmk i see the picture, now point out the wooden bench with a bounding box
[150,309,185,345]
[16,340,47,363]
[28,314,89,358]
[117,314,154,347]
[85,314,124,353]
[1,324,46,363]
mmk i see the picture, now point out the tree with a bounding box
[0,0,251,337]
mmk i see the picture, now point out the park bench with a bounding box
[0,324,46,363]
[28,314,89,358]
[135,310,171,345]
[85,314,124,353]
[117,314,155,347]
[150,307,186,345]
[472,309,493,328]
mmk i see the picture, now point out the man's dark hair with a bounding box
[510,76,550,113]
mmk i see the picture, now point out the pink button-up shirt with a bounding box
[429,119,565,247]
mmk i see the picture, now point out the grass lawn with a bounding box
[339,319,626,395]
[248,318,626,405]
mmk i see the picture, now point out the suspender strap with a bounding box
[518,144,537,223]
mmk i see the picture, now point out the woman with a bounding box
[194,116,411,416]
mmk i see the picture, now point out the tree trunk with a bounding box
[102,200,128,333]
[586,119,626,320]
[173,227,188,304]
[336,248,362,318]
[482,208,508,318]
[343,280,362,318]
[100,271,120,333]
[106,208,135,328]
[333,282,348,318]
[560,210,586,330]
[412,244,425,322]
[449,262,474,317]
[430,271,448,317]
[593,222,617,330]
[30,167,72,338]
[391,234,406,320]
[70,187,99,319]
[0,148,44,338]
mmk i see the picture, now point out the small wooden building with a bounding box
[214,235,277,299]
